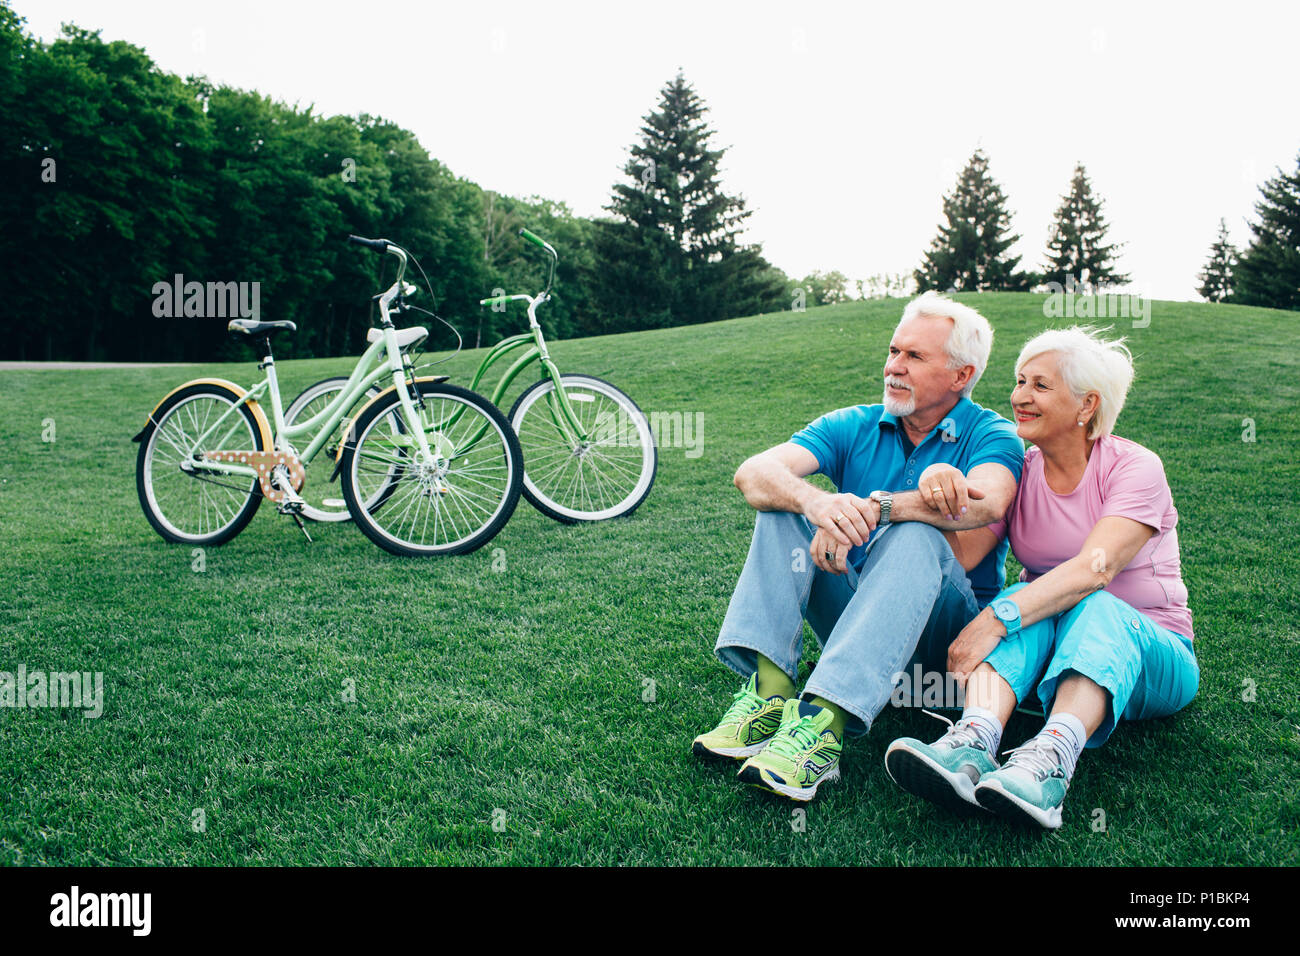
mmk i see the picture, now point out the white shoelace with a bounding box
[921,710,983,750]
[1000,735,1064,781]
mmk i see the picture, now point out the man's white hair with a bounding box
[897,292,994,399]
[1015,326,1134,439]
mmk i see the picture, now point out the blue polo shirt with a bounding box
[790,397,1024,605]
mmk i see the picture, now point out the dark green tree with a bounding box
[1231,153,1300,311]
[1041,163,1129,290]
[915,149,1029,292]
[1196,218,1237,303]
[594,71,786,331]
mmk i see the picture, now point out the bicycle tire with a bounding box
[508,374,657,523]
[339,381,523,556]
[136,383,266,545]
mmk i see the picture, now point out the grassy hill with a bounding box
[2,293,1296,865]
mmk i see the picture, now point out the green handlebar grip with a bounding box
[519,228,546,249]
[481,295,509,307]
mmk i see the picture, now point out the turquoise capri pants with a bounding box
[982,582,1199,747]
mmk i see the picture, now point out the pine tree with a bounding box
[1042,163,1129,290]
[594,71,785,330]
[1196,218,1237,303]
[1231,152,1300,311]
[915,149,1029,292]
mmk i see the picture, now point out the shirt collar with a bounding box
[877,397,971,441]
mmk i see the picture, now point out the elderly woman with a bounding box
[884,326,1198,829]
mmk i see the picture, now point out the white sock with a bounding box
[957,706,1003,755]
[1037,713,1087,780]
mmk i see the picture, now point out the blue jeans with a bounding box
[714,511,980,736]
[983,582,1199,747]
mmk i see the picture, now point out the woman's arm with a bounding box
[947,515,1156,677]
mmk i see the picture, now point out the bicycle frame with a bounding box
[173,243,442,484]
[471,295,587,440]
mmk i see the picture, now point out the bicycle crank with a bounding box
[203,450,306,504]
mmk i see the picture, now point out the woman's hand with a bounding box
[947,607,1007,681]
[918,463,985,522]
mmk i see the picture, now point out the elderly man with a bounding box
[692,292,1025,801]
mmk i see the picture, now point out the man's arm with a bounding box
[734,443,881,574]
[887,462,1018,531]
[732,442,825,515]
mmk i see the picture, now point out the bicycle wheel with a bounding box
[339,382,523,556]
[283,377,383,522]
[136,383,266,545]
[508,374,657,523]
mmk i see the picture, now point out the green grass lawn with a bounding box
[2,293,1297,865]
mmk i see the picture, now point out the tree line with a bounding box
[3,4,1295,362]
[1,9,792,362]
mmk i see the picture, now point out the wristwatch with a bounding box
[991,598,1022,637]
[869,490,893,527]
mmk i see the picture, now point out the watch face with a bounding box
[994,600,1017,622]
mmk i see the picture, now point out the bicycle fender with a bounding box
[132,378,274,450]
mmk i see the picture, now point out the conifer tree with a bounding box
[594,71,785,330]
[1231,152,1300,311]
[1042,163,1129,290]
[915,149,1029,292]
[1196,218,1237,303]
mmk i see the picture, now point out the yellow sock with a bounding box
[756,654,795,699]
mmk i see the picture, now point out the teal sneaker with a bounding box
[885,712,999,814]
[974,735,1070,829]
[737,699,842,802]
[692,673,787,760]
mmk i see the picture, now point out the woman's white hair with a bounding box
[898,292,994,398]
[1016,326,1135,439]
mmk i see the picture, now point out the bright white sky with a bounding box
[15,0,1300,301]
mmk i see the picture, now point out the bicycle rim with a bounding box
[512,376,656,521]
[141,392,260,541]
[349,387,518,554]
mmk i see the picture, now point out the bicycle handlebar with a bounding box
[518,228,557,259]
[347,234,390,252]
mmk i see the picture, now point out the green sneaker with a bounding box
[692,673,787,760]
[974,735,1070,829]
[737,699,842,801]
[885,712,1000,814]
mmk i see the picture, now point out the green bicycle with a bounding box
[134,236,524,556]
[475,229,657,522]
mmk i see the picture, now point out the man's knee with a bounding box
[753,509,816,547]
[871,521,948,560]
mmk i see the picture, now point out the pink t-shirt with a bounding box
[987,435,1194,639]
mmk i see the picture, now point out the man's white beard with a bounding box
[882,385,915,417]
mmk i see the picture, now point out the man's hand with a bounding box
[918,462,986,522]
[804,492,878,548]
[946,607,1007,682]
[810,526,852,574]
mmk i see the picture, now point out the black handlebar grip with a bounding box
[347,234,389,252]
